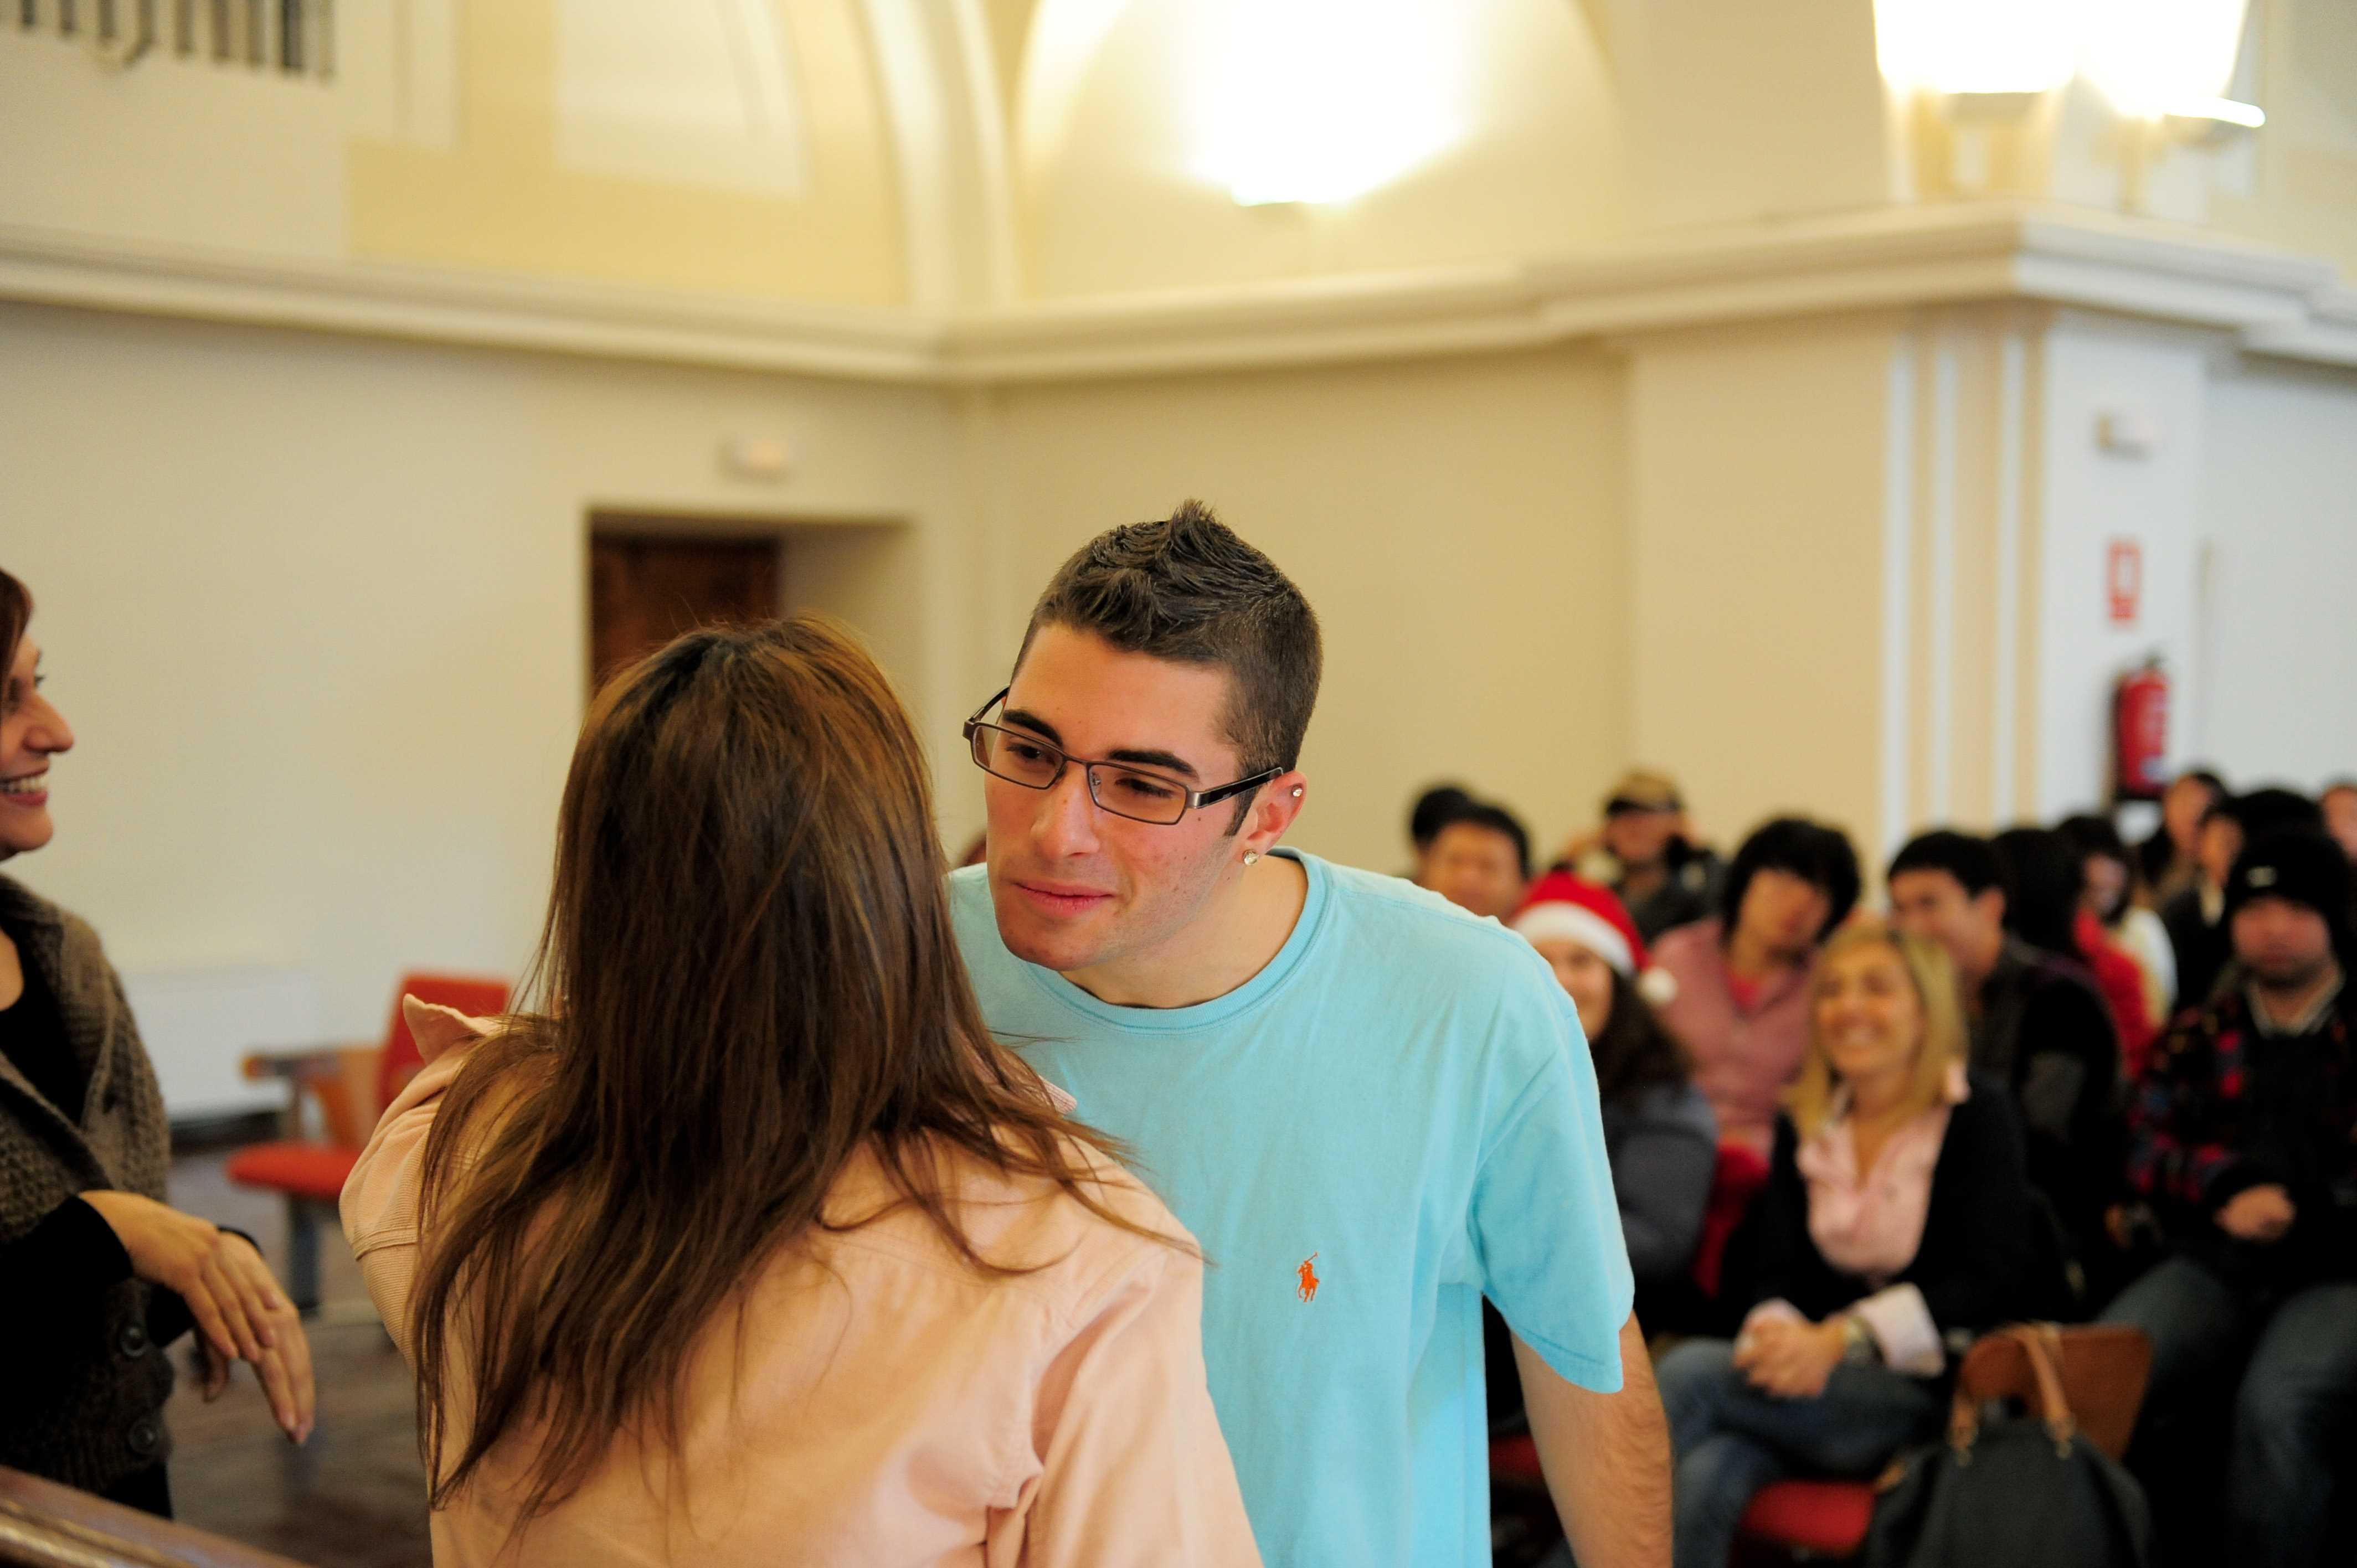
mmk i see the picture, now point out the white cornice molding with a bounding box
[0,224,941,381]
[3,202,2352,383]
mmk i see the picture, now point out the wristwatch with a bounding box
[1838,1314,1881,1365]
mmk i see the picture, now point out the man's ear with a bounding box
[1241,771,1308,857]
[1976,887,2008,929]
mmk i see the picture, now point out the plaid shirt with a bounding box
[2127,979,2357,1240]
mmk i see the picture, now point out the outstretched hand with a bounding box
[79,1190,316,1443]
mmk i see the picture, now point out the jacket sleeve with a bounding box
[1903,1086,2035,1335]
[998,1244,1262,1568]
[2124,1004,2293,1231]
[1612,1085,1717,1283]
[338,1044,477,1361]
[0,1195,133,1339]
[1730,1117,1819,1316]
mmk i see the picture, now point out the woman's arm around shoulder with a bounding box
[337,997,496,1359]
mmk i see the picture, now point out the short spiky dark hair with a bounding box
[1020,501,1322,780]
[1887,829,2004,898]
[1433,800,1532,881]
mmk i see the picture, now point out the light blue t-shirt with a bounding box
[950,851,1632,1568]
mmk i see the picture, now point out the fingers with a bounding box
[248,1339,302,1440]
[280,1317,317,1443]
[214,1237,285,1349]
[197,1338,230,1402]
[180,1276,242,1366]
[199,1249,270,1364]
[213,1237,313,1442]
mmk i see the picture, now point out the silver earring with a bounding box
[1291,786,1304,797]
[1243,851,1261,866]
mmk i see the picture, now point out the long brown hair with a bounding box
[0,569,30,685]
[409,616,1174,1525]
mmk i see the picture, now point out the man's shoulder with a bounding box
[1311,857,1553,981]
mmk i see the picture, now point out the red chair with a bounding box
[1736,1479,1878,1562]
[225,972,509,1311]
[1694,1141,1772,1298]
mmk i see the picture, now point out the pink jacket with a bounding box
[1651,920,1818,1157]
[341,1000,1259,1568]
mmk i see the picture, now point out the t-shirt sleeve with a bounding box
[1469,983,1634,1392]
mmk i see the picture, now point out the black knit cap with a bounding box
[2225,829,2354,951]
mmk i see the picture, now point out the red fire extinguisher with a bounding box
[2113,656,2169,802]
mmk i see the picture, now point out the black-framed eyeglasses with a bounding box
[963,688,1283,826]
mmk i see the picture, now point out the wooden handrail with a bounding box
[0,1468,316,1568]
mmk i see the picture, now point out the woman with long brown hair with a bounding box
[342,617,1255,1566]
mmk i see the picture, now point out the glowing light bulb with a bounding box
[2080,0,2253,117]
[1190,0,1469,207]
[1874,0,2077,96]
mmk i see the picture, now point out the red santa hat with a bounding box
[1512,872,1679,1005]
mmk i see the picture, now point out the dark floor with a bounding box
[163,1148,431,1568]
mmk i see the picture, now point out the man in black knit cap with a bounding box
[2107,829,2357,1568]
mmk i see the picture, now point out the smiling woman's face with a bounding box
[0,628,75,860]
[1811,938,1924,1093]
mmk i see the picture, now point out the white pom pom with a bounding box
[1636,966,1679,1008]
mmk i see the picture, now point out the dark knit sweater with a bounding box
[1728,1072,2039,1348]
[0,874,186,1495]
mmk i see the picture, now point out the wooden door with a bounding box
[588,533,780,693]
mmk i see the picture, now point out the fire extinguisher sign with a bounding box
[2107,539,2142,627]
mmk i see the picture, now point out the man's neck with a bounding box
[1957,930,2005,1010]
[1061,854,1310,1010]
[1723,924,1795,985]
[2250,960,2344,1033]
[1619,860,1669,902]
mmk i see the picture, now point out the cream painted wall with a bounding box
[1015,0,1628,297]
[0,300,961,1058]
[971,347,1631,873]
[2,3,909,307]
[1625,315,1902,865]
[2195,360,2357,791]
[2207,0,2357,280]
[0,26,348,259]
[2025,316,2214,821]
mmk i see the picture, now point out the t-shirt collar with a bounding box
[1014,848,1331,1033]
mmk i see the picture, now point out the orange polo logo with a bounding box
[1296,1252,1320,1303]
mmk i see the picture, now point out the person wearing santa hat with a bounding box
[1515,874,1716,1300]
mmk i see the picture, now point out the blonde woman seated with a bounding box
[1653,924,2036,1568]
[342,618,1257,1567]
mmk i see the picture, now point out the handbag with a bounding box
[1866,1324,2155,1568]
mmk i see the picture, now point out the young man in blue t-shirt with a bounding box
[949,501,1670,1568]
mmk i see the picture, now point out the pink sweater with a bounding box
[1651,920,1819,1157]
[341,1003,1259,1568]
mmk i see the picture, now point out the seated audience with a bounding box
[2140,768,2226,909]
[1656,924,2035,1568]
[1553,770,1727,943]
[0,569,313,1517]
[2060,811,2178,1027]
[2166,788,2327,1008]
[1514,873,1714,1302]
[1654,818,1862,1156]
[1995,825,2156,1080]
[2323,778,2357,868]
[1404,782,1473,886]
[1887,830,2121,1271]
[1424,798,1531,921]
[2106,830,2356,1568]
[342,618,1254,1566]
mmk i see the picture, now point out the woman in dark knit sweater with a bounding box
[1654,922,2036,1568]
[0,569,312,1514]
